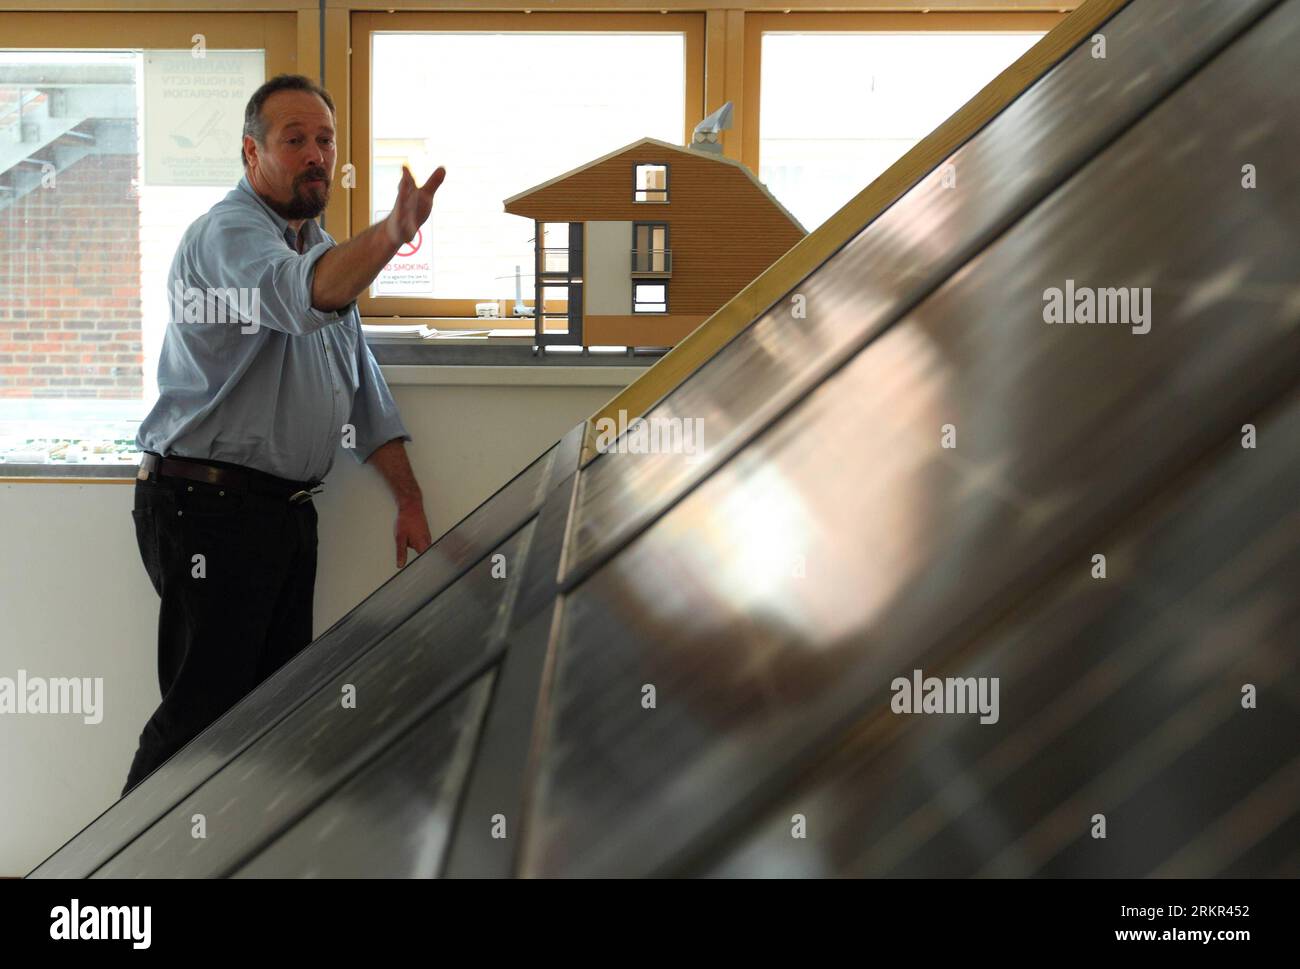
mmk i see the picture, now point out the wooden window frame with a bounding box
[0,8,301,474]
[0,10,300,67]
[351,11,706,321]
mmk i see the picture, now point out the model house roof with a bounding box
[503,137,805,233]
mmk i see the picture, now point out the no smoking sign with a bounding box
[373,210,433,296]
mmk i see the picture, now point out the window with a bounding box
[0,13,284,468]
[359,13,703,320]
[634,163,669,203]
[536,222,582,343]
[632,223,670,274]
[633,282,667,314]
[540,222,575,276]
[750,14,1052,231]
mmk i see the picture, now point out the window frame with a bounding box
[631,221,671,275]
[0,9,300,475]
[350,10,706,323]
[632,281,669,315]
[633,162,671,204]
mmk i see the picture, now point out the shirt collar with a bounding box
[236,173,313,251]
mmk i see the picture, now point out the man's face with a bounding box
[244,89,336,221]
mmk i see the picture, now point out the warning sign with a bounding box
[144,50,264,186]
[372,210,435,296]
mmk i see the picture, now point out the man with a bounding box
[124,74,446,795]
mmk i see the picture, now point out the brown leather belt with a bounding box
[137,452,323,505]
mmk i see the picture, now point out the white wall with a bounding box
[0,367,629,876]
[584,220,633,316]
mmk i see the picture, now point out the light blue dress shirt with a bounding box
[136,174,410,482]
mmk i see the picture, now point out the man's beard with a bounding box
[266,175,330,220]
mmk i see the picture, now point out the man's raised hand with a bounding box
[385,165,446,248]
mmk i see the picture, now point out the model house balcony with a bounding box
[631,248,672,276]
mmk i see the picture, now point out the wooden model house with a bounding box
[504,106,806,348]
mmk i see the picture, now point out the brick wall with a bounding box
[0,153,144,399]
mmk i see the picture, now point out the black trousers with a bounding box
[122,470,318,796]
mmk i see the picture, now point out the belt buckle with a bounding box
[288,485,323,505]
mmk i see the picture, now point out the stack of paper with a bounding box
[360,323,438,340]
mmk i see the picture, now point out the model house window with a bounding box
[632,223,670,273]
[633,283,668,314]
[634,164,669,203]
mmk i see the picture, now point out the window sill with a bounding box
[366,339,663,371]
[0,464,138,481]
[0,345,656,481]
[379,364,642,388]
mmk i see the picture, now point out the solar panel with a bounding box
[30,438,562,878]
[563,0,1280,585]
[27,1,1299,881]
[234,671,496,878]
[522,0,1300,875]
[704,387,1300,876]
[89,521,532,877]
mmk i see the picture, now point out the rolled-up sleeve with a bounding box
[193,213,356,336]
[347,320,411,463]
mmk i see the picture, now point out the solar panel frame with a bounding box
[442,470,581,877]
[232,671,497,878]
[90,522,535,877]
